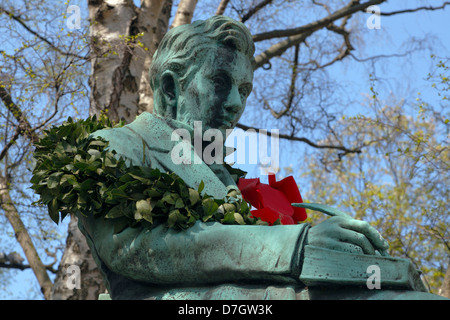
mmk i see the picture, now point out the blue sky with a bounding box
[1,1,449,299]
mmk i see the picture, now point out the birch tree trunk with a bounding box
[170,0,198,28]
[50,215,106,300]
[88,0,171,123]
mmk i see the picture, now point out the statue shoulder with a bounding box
[90,120,149,167]
[89,113,174,167]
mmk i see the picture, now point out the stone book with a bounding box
[300,245,427,292]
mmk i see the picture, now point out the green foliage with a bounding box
[30,116,260,232]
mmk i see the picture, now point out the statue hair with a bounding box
[149,15,255,117]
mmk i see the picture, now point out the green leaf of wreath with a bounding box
[30,115,259,232]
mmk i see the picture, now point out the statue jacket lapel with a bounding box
[91,112,230,199]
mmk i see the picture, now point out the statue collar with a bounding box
[125,112,237,198]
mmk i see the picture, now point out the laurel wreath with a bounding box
[30,115,264,233]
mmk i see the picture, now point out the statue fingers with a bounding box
[338,229,377,255]
[339,219,389,255]
[322,239,364,255]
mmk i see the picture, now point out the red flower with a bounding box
[237,173,307,225]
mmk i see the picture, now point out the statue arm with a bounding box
[80,212,309,286]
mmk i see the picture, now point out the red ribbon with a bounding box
[237,173,307,225]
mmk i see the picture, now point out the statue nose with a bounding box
[224,86,243,115]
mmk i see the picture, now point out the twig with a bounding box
[241,0,273,23]
[380,2,450,16]
[0,7,87,60]
[0,262,57,274]
[235,122,362,155]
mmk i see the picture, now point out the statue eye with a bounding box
[161,74,176,99]
[213,73,230,89]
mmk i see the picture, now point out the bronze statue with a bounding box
[70,16,444,300]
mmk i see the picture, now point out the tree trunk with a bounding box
[88,0,171,123]
[170,0,198,28]
[438,264,450,298]
[50,215,106,300]
[0,175,53,300]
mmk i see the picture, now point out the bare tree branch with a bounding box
[0,80,39,144]
[215,0,231,15]
[350,52,411,62]
[236,122,362,155]
[269,43,300,119]
[254,30,312,70]
[319,22,354,67]
[380,2,450,16]
[253,0,372,70]
[0,175,54,299]
[0,127,21,162]
[241,0,273,23]
[311,0,332,14]
[0,253,57,274]
[252,0,385,42]
[0,7,87,60]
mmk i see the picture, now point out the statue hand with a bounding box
[306,216,389,256]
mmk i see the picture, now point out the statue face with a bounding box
[176,46,253,137]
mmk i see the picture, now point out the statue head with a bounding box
[149,16,255,137]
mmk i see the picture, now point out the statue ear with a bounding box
[160,71,179,109]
